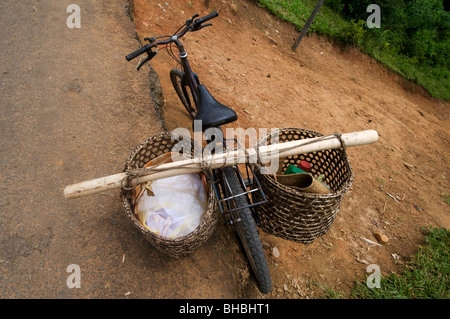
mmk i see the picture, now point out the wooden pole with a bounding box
[63,130,378,199]
[291,0,325,51]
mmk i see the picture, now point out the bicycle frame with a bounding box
[126,12,273,293]
[174,39,200,108]
[169,37,268,224]
[179,49,257,200]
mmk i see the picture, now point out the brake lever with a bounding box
[186,14,199,26]
[137,56,150,71]
[199,23,212,30]
[193,23,212,31]
[144,37,156,44]
[137,50,157,71]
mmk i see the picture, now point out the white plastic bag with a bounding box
[135,173,207,238]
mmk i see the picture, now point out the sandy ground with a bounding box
[1,0,447,299]
[131,0,449,298]
[1,0,235,298]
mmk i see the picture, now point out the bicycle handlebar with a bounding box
[125,11,219,62]
[125,44,153,61]
[193,11,219,27]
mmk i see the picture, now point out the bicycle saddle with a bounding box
[194,85,237,131]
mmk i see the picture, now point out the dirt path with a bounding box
[1,0,447,299]
[132,0,449,298]
[0,0,240,298]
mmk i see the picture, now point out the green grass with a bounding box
[256,0,354,43]
[321,227,449,299]
[441,193,450,205]
[364,42,450,100]
[255,0,450,101]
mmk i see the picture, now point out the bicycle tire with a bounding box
[170,68,196,118]
[222,166,272,294]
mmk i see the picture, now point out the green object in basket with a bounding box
[284,164,308,175]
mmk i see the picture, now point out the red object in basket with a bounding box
[297,160,311,172]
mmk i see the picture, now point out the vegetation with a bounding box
[321,227,449,299]
[441,193,450,205]
[256,0,450,101]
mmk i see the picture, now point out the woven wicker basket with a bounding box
[121,133,218,258]
[254,128,354,244]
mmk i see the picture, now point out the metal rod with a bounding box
[292,0,325,51]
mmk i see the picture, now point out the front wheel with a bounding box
[170,68,196,118]
[222,166,272,294]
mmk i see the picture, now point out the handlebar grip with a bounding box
[125,44,151,61]
[194,11,218,26]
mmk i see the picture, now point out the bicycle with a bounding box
[125,11,272,294]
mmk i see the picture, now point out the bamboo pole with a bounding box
[64,130,378,199]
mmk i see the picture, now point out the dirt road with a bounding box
[0,0,241,298]
[132,0,449,298]
[1,0,448,299]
